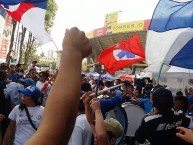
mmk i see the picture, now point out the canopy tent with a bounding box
[144,66,193,79]
[141,66,193,95]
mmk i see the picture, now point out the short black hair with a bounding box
[78,99,85,112]
[152,87,173,115]
[16,63,21,67]
[123,80,130,88]
[176,91,183,96]
[174,95,188,113]
[39,71,49,79]
[135,87,142,94]
[116,79,122,83]
[0,70,6,81]
[81,83,91,92]
[98,80,104,86]
[81,74,86,78]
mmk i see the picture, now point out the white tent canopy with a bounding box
[141,66,193,95]
[143,66,193,79]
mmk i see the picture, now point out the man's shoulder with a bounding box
[144,114,163,123]
[75,114,89,126]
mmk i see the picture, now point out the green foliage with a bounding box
[28,54,41,65]
[45,0,58,33]
[38,61,56,69]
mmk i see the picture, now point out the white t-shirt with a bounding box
[36,81,51,106]
[68,114,92,145]
[9,105,44,145]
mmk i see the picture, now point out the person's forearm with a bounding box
[2,126,14,145]
[85,104,94,124]
[95,109,107,136]
[95,109,109,145]
[27,50,82,145]
[85,104,96,134]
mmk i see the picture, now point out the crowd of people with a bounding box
[0,28,193,145]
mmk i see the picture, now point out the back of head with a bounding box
[81,83,91,92]
[174,95,188,113]
[152,87,173,115]
[176,91,183,96]
[0,70,6,81]
[39,71,49,79]
[16,63,21,68]
[78,99,85,113]
[98,80,104,86]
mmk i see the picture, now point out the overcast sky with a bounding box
[42,0,159,52]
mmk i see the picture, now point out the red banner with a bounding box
[0,15,12,59]
[144,19,151,30]
[93,27,108,38]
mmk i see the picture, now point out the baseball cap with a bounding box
[104,118,123,138]
[18,85,41,100]
[19,78,35,86]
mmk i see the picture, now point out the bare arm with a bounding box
[91,98,110,145]
[82,93,95,134]
[25,27,92,145]
[2,120,16,145]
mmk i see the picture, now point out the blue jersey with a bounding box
[139,98,153,114]
[100,91,122,118]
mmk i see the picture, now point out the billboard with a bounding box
[0,15,13,59]
[104,11,121,34]
[86,31,93,39]
[111,20,144,33]
[104,11,120,26]
[93,27,108,38]
[144,19,151,30]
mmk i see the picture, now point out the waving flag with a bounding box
[120,34,145,58]
[98,35,145,74]
[0,0,51,44]
[146,0,193,72]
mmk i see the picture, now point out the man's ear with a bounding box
[110,138,116,144]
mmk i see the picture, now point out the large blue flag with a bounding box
[0,0,51,44]
[146,0,193,72]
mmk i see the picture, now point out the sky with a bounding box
[42,0,159,52]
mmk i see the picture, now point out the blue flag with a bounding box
[146,0,193,72]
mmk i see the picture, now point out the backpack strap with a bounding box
[24,106,37,131]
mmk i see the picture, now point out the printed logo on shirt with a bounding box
[36,115,41,120]
[156,119,182,131]
[18,119,37,126]
[19,114,23,117]
[156,123,166,131]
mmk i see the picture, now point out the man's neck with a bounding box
[40,80,46,83]
[77,111,85,116]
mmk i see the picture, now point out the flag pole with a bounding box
[51,39,59,51]
[156,63,164,85]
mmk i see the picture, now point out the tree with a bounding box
[22,32,39,69]
[6,19,17,65]
[45,0,58,33]
[19,0,58,67]
[6,0,58,66]
[18,26,26,63]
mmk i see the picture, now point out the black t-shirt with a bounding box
[135,113,192,145]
